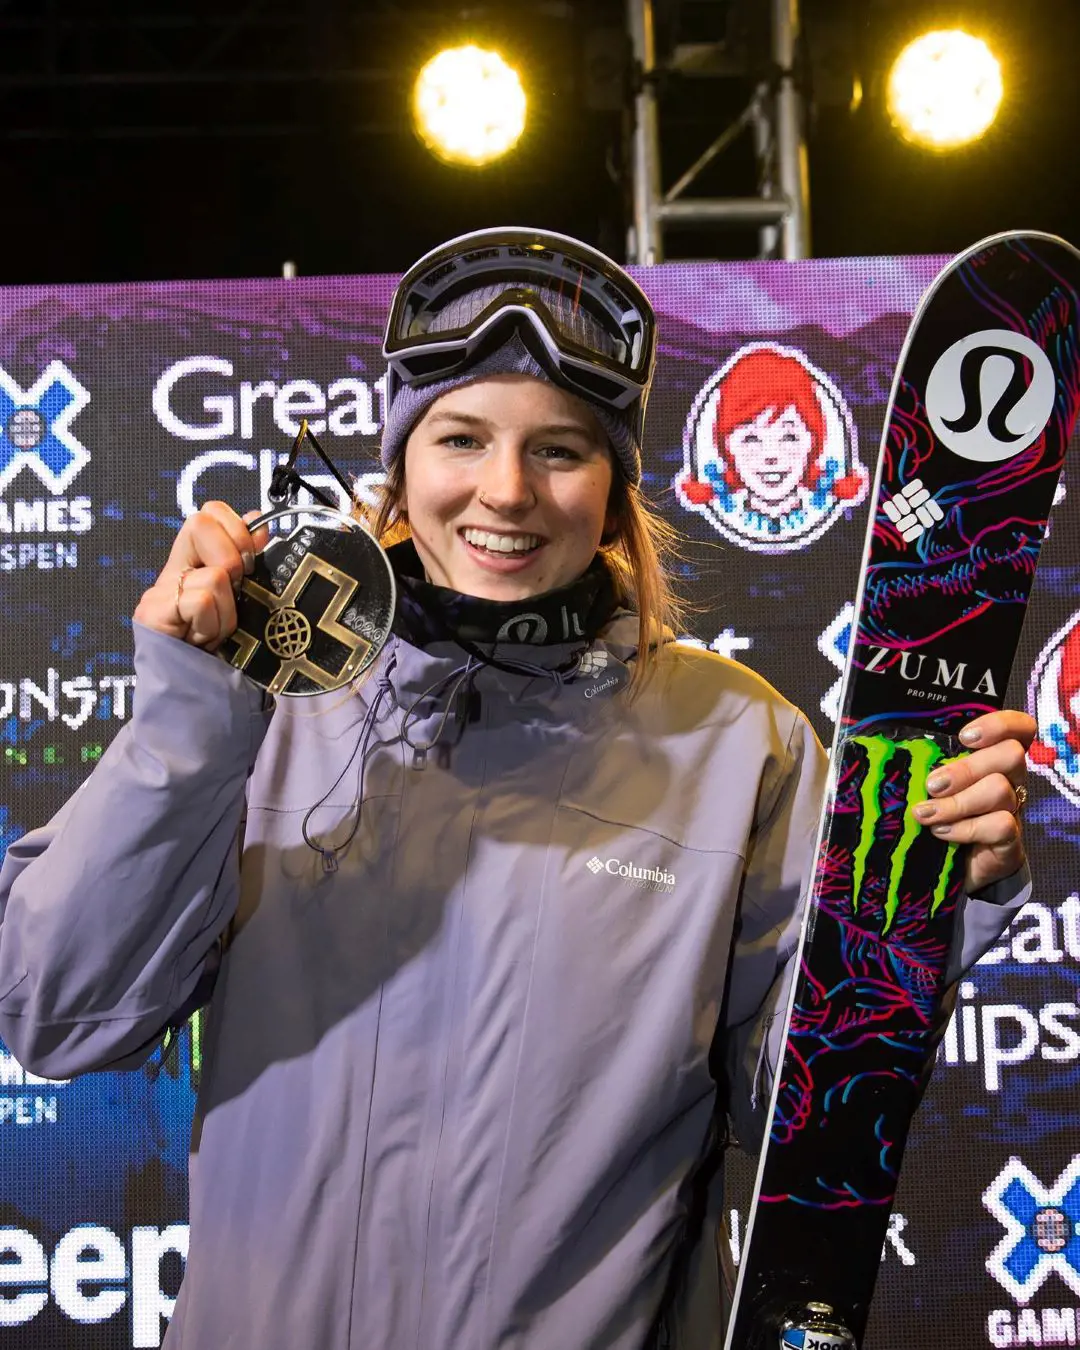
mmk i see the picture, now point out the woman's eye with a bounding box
[537,444,580,461]
[442,434,478,449]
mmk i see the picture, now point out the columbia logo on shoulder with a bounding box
[578,649,609,678]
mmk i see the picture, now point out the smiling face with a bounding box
[725,405,814,505]
[402,374,616,602]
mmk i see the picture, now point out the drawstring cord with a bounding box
[301,651,398,874]
[396,642,584,763]
[399,657,481,767]
[301,640,589,872]
[300,648,483,870]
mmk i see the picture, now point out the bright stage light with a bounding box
[886,30,1003,150]
[413,45,527,167]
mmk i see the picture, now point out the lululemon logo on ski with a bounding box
[925,329,1056,462]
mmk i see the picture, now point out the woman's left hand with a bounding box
[912,710,1035,895]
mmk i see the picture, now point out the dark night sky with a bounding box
[3,0,1079,286]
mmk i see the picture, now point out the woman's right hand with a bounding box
[133,502,269,652]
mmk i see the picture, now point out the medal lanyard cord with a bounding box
[267,418,356,514]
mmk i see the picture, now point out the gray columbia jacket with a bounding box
[0,615,1028,1350]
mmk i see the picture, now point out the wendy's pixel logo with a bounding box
[675,343,868,553]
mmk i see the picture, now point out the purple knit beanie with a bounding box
[379,336,643,486]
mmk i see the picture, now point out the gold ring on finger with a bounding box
[1013,783,1028,816]
[175,565,196,613]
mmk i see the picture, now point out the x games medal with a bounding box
[219,506,395,695]
[217,421,396,696]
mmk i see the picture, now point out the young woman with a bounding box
[0,230,1033,1350]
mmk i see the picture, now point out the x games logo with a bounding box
[0,362,91,495]
[984,1157,1080,1301]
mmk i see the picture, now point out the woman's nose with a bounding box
[476,449,536,513]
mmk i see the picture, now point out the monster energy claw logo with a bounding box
[848,735,960,932]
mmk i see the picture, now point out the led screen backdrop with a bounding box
[0,257,1078,1349]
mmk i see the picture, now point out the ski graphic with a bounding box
[724,231,1080,1350]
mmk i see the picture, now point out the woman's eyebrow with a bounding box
[424,411,488,428]
[529,422,598,439]
[425,412,598,440]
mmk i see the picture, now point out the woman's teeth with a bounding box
[463,529,542,554]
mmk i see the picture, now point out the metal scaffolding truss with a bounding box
[627,0,811,262]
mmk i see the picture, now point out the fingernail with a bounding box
[926,773,951,794]
[959,726,982,746]
[931,824,952,838]
[241,551,255,575]
[914,802,937,822]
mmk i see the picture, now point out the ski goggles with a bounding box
[383,227,657,433]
